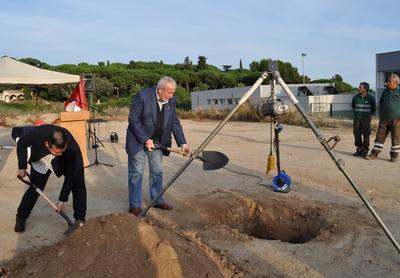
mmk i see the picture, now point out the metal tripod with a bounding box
[85,89,113,168]
[139,68,400,256]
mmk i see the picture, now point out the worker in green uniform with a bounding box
[351,82,376,157]
[369,74,400,162]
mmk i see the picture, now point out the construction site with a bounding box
[1,116,399,277]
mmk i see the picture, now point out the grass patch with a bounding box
[0,99,63,117]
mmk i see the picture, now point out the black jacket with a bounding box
[16,124,84,202]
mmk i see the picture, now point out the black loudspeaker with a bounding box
[82,74,96,91]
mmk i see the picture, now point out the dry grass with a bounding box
[0,117,8,127]
[177,102,262,122]
[0,99,376,132]
[103,106,130,121]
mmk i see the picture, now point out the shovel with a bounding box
[155,143,229,170]
[17,173,75,235]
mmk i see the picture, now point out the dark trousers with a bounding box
[372,119,400,158]
[17,167,87,221]
[353,118,371,151]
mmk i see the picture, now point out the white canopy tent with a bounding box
[0,56,79,84]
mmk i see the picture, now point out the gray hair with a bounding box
[389,74,400,84]
[157,76,176,89]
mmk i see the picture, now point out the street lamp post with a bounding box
[301,53,306,84]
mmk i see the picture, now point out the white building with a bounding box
[191,83,356,116]
[191,83,333,110]
[0,89,24,103]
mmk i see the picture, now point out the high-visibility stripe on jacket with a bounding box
[351,93,376,120]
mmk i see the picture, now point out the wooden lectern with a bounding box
[60,111,90,167]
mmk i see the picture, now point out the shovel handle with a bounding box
[18,174,58,210]
[17,174,74,227]
[166,147,185,155]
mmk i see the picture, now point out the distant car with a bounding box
[297,86,313,96]
[323,86,338,95]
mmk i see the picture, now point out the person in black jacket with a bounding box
[15,124,87,232]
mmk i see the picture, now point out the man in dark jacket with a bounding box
[351,82,376,157]
[125,76,189,216]
[15,124,87,232]
[369,74,400,162]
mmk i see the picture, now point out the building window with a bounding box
[214,99,218,105]
[219,99,225,105]
[207,99,211,105]
[234,98,240,104]
[227,98,233,105]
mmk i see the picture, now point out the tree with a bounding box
[174,86,191,110]
[197,56,207,70]
[95,78,114,102]
[20,57,48,68]
[259,59,271,71]
[128,60,136,69]
[249,61,259,72]
[220,74,236,88]
[333,74,343,82]
[183,56,192,70]
[98,61,105,67]
[192,82,209,92]
[239,59,243,70]
[222,65,232,72]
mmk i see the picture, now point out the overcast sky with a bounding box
[1,0,399,88]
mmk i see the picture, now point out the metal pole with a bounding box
[273,70,400,255]
[140,72,269,217]
[301,53,306,84]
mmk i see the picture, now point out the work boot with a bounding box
[353,149,362,156]
[367,151,378,160]
[361,150,369,158]
[391,154,398,162]
[14,216,26,233]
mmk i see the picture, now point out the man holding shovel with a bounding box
[15,124,87,232]
[125,76,190,216]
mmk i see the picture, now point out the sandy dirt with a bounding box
[0,117,399,277]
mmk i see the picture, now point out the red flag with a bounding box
[64,79,88,111]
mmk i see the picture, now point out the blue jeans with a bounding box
[128,148,164,208]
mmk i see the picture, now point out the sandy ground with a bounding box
[0,118,399,277]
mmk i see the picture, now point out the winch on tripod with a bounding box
[258,80,291,193]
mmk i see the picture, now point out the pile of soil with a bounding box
[2,213,225,278]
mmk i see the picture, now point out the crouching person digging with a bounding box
[15,124,87,232]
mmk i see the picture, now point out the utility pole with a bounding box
[301,53,307,84]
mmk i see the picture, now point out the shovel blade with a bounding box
[200,151,229,170]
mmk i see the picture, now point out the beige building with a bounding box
[0,89,24,103]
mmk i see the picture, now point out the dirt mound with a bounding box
[2,213,224,278]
